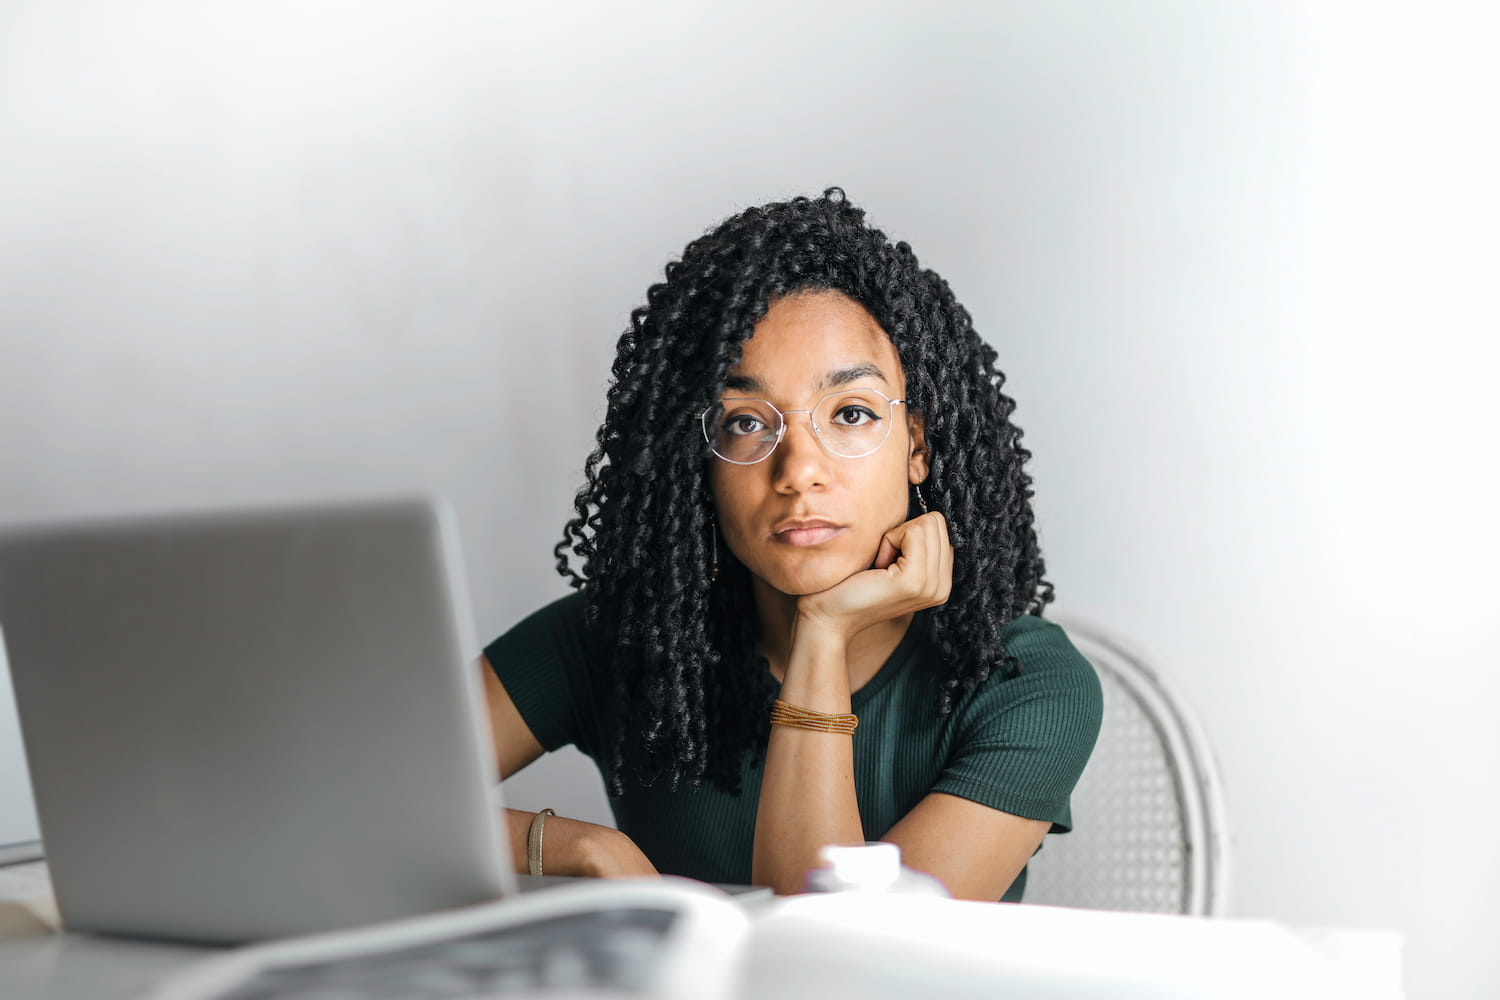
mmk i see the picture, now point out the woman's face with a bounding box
[708,291,928,598]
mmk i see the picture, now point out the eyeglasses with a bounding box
[700,386,907,465]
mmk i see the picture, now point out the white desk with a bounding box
[2,863,211,998]
[1,861,1404,1000]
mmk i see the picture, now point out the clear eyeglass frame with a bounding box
[699,386,908,465]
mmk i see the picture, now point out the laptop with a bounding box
[0,497,516,943]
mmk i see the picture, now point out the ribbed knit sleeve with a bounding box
[481,591,608,760]
[931,616,1103,832]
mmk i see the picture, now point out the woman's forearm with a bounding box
[751,623,865,894]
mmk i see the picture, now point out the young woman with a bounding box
[481,189,1102,901]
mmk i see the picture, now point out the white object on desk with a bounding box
[806,841,948,896]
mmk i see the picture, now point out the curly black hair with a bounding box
[555,188,1052,796]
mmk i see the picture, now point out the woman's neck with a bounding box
[751,576,913,692]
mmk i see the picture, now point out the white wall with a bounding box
[1,3,1495,997]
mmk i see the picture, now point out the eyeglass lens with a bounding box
[703,388,896,463]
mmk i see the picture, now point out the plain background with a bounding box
[1,3,1496,997]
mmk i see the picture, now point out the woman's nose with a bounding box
[770,412,830,493]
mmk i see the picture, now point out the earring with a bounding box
[707,502,719,582]
[914,483,929,515]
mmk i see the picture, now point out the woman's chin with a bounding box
[752,555,871,598]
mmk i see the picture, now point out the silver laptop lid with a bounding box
[0,497,514,943]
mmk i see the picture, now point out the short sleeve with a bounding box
[931,616,1104,832]
[482,591,610,759]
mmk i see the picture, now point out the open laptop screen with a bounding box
[0,497,514,942]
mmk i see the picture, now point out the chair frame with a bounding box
[1050,618,1233,917]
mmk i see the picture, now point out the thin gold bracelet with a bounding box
[770,698,858,735]
[526,808,556,876]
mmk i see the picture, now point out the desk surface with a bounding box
[2,861,1405,1000]
[2,862,215,998]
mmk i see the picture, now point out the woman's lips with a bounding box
[772,525,844,547]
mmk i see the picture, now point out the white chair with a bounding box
[1023,620,1231,916]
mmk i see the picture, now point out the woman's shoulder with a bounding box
[961,613,1104,714]
[484,589,597,666]
[921,613,1104,766]
[1000,613,1096,674]
[511,588,589,629]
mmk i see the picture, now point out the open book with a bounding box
[141,873,1402,1000]
[143,877,754,1000]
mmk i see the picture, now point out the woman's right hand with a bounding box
[504,809,659,878]
[795,510,954,644]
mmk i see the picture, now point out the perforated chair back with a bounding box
[1023,621,1230,915]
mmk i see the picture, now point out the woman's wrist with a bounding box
[790,609,855,655]
[537,814,602,877]
[530,814,658,879]
[562,820,620,878]
[781,615,854,710]
[505,809,593,877]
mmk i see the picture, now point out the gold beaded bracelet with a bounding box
[769,698,859,735]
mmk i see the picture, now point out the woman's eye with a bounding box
[831,405,879,427]
[723,415,766,436]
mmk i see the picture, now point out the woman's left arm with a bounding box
[753,512,1047,899]
[751,632,1050,897]
[882,794,1051,900]
[749,622,865,893]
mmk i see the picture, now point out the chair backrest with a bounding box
[1023,620,1231,916]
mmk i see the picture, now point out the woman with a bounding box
[482,188,1102,901]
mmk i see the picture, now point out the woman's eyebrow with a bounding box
[818,363,888,391]
[722,363,888,396]
[723,373,765,393]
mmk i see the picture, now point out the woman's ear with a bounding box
[907,414,930,484]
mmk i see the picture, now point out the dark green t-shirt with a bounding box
[485,592,1103,901]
